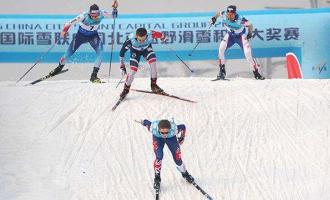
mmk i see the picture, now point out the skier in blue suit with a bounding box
[49,1,119,83]
[142,119,195,190]
[210,5,265,80]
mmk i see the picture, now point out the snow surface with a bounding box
[0,78,330,200]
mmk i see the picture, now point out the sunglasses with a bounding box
[227,7,236,12]
[160,131,169,135]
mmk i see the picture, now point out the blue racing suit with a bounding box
[143,119,186,174]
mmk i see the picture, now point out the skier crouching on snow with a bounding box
[210,5,265,80]
[118,27,167,100]
[49,1,119,83]
[141,119,194,190]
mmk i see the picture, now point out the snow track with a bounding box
[0,78,329,200]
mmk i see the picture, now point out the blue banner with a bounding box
[0,8,329,78]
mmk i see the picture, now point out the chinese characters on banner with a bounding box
[0,27,299,46]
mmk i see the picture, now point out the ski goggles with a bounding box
[160,131,169,135]
[89,10,100,17]
[227,8,236,13]
[159,128,170,135]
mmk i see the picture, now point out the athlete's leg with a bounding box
[153,136,166,175]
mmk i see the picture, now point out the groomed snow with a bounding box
[0,78,329,200]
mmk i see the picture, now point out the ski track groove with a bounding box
[16,85,84,160]
[87,103,122,165]
[244,82,320,199]
[127,108,149,199]
[279,86,324,135]
[234,81,302,200]
[319,128,330,200]
[232,83,251,199]
[193,83,222,199]
[244,83,309,159]
[62,86,94,173]
[234,155,270,200]
[48,102,82,134]
[210,84,235,200]
[62,86,114,174]
[134,98,159,194]
[106,138,135,197]
[270,88,322,170]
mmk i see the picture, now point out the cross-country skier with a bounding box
[141,119,195,190]
[118,27,167,100]
[210,5,265,80]
[48,1,119,83]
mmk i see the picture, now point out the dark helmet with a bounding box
[136,27,148,37]
[227,5,237,13]
[89,4,100,13]
[158,120,171,130]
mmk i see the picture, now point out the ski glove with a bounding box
[120,57,126,75]
[112,0,119,8]
[143,119,151,130]
[247,33,253,41]
[178,136,185,145]
[112,8,118,18]
[210,17,217,25]
[120,64,126,75]
[60,31,68,39]
[177,124,186,145]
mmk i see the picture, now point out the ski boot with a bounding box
[217,64,226,79]
[90,67,102,83]
[182,171,194,184]
[151,78,164,94]
[49,63,65,76]
[153,173,161,190]
[253,69,265,80]
[120,84,130,100]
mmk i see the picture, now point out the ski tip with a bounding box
[111,106,118,112]
[155,188,160,200]
[111,105,118,111]
[211,78,230,81]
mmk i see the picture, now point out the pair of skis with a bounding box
[25,69,110,85]
[26,69,69,85]
[111,89,197,111]
[191,181,213,200]
[154,179,213,200]
[211,77,230,81]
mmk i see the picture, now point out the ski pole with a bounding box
[16,39,60,83]
[108,5,118,82]
[134,120,143,125]
[115,74,125,88]
[188,24,212,57]
[163,43,194,73]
